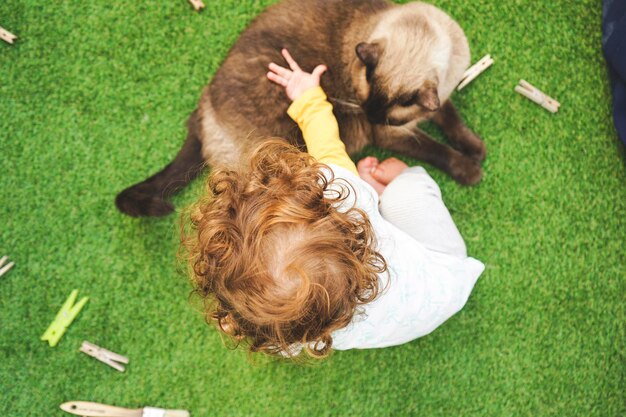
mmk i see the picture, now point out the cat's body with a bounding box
[116,0,486,217]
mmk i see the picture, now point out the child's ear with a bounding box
[218,313,234,333]
[218,313,245,339]
[190,206,204,223]
[355,40,385,68]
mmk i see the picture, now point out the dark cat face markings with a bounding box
[361,77,390,124]
[353,20,445,126]
[360,72,441,126]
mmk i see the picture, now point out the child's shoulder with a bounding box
[323,164,380,216]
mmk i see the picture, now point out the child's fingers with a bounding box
[312,65,327,79]
[267,71,288,87]
[281,48,301,71]
[268,63,292,79]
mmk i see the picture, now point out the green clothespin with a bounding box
[41,289,89,347]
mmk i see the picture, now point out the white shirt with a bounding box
[326,165,485,350]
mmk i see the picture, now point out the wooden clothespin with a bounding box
[515,79,560,113]
[60,401,191,417]
[0,255,15,278]
[457,54,494,91]
[188,0,205,11]
[41,290,89,347]
[0,26,17,44]
[79,341,129,372]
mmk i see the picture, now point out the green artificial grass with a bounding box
[0,1,624,416]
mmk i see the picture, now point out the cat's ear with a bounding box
[356,41,384,68]
[417,83,440,111]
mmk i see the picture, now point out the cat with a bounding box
[116,0,486,217]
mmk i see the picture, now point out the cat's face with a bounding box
[352,14,453,126]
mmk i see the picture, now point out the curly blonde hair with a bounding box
[182,139,387,358]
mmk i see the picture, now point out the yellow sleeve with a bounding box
[287,86,358,175]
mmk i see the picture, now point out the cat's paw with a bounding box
[456,129,486,162]
[450,156,482,185]
[465,134,487,162]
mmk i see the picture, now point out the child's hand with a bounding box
[267,49,327,102]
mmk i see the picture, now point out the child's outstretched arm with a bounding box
[267,49,358,175]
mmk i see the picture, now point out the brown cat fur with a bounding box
[116,0,486,217]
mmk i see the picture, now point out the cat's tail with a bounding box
[115,110,206,217]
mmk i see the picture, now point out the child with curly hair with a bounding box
[184,49,484,358]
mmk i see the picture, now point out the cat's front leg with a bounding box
[432,100,486,162]
[373,123,482,185]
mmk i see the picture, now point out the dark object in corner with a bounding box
[602,0,626,147]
